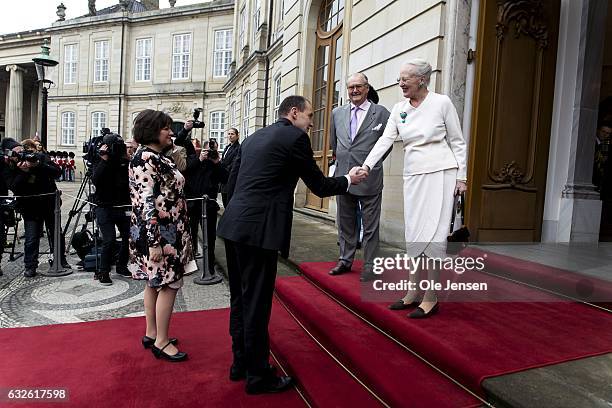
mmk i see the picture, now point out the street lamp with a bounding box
[32,39,58,149]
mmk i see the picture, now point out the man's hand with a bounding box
[349,166,368,185]
[99,144,109,161]
[455,180,467,196]
[184,120,194,132]
[199,149,208,162]
[149,246,163,263]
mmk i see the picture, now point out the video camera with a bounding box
[192,108,205,128]
[83,128,125,166]
[99,132,127,160]
[1,149,46,163]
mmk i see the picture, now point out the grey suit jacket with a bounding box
[330,102,391,196]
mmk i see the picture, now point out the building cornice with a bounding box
[0,31,50,49]
[48,91,226,101]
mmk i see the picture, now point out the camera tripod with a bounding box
[63,165,99,272]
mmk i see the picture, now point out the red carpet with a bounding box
[273,277,480,408]
[462,247,612,305]
[299,261,612,394]
[0,309,304,408]
[269,297,383,407]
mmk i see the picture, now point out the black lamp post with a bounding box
[32,40,58,149]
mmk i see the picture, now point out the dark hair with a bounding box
[278,95,310,117]
[599,120,612,129]
[228,127,239,135]
[133,109,173,145]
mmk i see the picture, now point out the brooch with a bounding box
[400,112,407,123]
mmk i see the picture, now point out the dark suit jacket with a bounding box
[217,118,349,258]
[220,141,240,194]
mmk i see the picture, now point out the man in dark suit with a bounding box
[220,127,240,207]
[217,95,367,394]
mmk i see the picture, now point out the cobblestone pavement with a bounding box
[0,179,230,328]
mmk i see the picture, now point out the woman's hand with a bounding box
[455,180,467,196]
[149,246,163,262]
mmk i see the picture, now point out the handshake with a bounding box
[348,165,370,185]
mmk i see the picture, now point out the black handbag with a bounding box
[447,193,470,255]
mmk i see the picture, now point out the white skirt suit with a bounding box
[363,92,467,258]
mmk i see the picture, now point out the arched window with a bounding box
[306,0,345,211]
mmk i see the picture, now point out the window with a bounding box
[210,111,226,150]
[135,38,152,81]
[94,40,109,82]
[239,7,246,50]
[213,29,233,77]
[230,101,236,127]
[242,90,250,138]
[273,74,282,120]
[91,111,107,138]
[61,112,76,145]
[253,0,261,42]
[64,44,78,84]
[272,0,284,41]
[172,33,191,80]
[319,0,344,33]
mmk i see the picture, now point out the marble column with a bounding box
[553,0,607,242]
[5,64,25,141]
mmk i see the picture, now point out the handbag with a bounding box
[447,192,470,255]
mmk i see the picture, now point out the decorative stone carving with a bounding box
[169,0,177,7]
[88,0,96,16]
[164,102,191,117]
[56,3,66,21]
[496,0,549,48]
[492,161,525,186]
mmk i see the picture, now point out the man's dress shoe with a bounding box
[329,262,351,275]
[245,375,293,394]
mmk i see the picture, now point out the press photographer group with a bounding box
[0,107,232,287]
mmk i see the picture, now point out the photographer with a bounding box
[1,137,70,277]
[220,128,240,207]
[175,120,228,273]
[91,133,131,285]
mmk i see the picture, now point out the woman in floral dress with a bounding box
[129,109,193,362]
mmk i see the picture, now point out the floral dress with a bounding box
[128,147,193,288]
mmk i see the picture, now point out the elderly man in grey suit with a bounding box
[330,73,391,282]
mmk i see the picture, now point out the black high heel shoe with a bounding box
[408,302,439,319]
[151,341,188,362]
[388,299,419,310]
[142,336,178,349]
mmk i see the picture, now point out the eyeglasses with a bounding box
[347,84,367,90]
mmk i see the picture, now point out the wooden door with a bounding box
[305,0,344,211]
[467,0,560,242]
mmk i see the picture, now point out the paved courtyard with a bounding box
[0,179,230,328]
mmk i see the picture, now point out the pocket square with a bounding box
[372,123,382,131]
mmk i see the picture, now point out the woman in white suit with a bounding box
[362,59,467,318]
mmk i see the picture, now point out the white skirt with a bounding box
[403,168,457,258]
